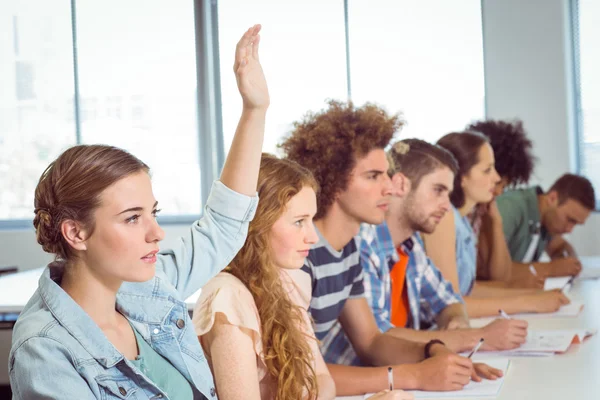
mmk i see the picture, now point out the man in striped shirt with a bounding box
[281,101,501,396]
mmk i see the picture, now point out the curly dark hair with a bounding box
[466,119,535,186]
[280,100,404,219]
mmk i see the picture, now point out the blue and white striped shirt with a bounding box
[302,228,364,365]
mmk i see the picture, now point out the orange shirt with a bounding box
[390,247,411,327]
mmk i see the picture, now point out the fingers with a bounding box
[558,293,571,304]
[512,319,529,329]
[234,24,261,70]
[473,363,503,380]
[252,32,260,61]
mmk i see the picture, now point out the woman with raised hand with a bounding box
[422,131,570,319]
[9,24,268,400]
[194,154,413,400]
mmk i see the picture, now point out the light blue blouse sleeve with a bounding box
[156,180,258,300]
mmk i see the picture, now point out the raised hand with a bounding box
[234,24,269,110]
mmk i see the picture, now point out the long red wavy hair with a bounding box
[226,153,320,399]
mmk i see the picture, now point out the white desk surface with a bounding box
[338,278,600,400]
[0,267,201,313]
[3,267,600,399]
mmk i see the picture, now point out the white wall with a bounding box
[482,0,600,255]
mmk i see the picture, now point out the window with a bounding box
[76,0,201,216]
[0,1,76,220]
[348,0,485,143]
[218,0,349,156]
[574,0,600,203]
[0,1,202,223]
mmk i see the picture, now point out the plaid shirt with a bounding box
[360,222,463,332]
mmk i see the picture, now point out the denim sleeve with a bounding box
[10,337,96,399]
[156,180,258,300]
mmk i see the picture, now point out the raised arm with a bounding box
[220,24,269,196]
[156,25,268,296]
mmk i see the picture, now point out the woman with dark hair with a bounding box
[466,119,540,286]
[421,132,570,318]
[10,25,268,399]
[193,154,409,399]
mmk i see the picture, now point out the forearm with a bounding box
[316,374,336,400]
[365,333,426,365]
[464,295,535,318]
[485,218,513,282]
[387,325,481,353]
[470,282,538,297]
[525,261,560,277]
[436,303,469,329]
[220,108,266,196]
[327,363,418,395]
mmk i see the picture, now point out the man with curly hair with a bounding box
[281,101,500,396]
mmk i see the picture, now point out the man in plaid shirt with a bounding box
[355,139,529,356]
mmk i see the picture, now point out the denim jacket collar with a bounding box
[39,262,179,368]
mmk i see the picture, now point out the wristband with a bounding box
[424,339,445,359]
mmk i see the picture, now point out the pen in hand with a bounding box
[561,276,575,293]
[498,309,511,320]
[387,366,394,391]
[467,338,485,359]
[529,265,538,276]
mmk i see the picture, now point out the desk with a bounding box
[337,278,600,400]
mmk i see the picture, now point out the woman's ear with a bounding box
[61,220,89,252]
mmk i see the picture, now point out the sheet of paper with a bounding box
[519,330,578,352]
[468,329,597,358]
[362,359,510,399]
[577,256,600,280]
[544,276,572,291]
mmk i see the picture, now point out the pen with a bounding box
[498,309,511,319]
[561,276,574,292]
[387,366,394,391]
[467,338,484,359]
[529,265,538,276]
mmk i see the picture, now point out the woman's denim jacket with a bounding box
[9,181,258,400]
